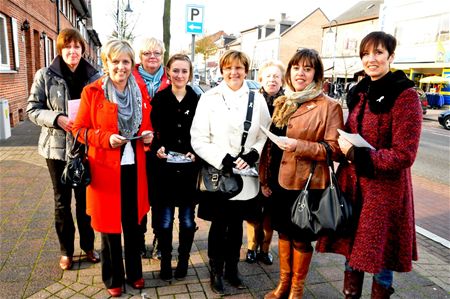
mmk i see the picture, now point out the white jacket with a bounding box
[191,81,271,200]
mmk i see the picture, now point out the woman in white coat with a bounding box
[191,50,271,295]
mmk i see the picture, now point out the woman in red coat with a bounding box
[316,32,422,298]
[72,39,153,297]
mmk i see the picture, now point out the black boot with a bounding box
[159,228,173,281]
[174,227,196,280]
[224,260,246,289]
[210,258,224,295]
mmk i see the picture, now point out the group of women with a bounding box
[27,27,422,299]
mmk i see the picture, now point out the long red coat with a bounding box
[316,73,422,274]
[72,76,152,233]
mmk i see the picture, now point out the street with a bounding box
[413,118,450,185]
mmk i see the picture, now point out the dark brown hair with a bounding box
[166,54,193,81]
[56,28,86,55]
[285,48,324,90]
[359,31,396,59]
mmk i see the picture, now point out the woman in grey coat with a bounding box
[26,28,100,270]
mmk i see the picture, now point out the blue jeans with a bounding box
[345,260,393,288]
[160,205,196,231]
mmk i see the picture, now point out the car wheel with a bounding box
[444,116,450,130]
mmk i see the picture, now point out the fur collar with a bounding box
[346,71,415,114]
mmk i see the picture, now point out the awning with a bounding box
[391,62,450,73]
[322,57,363,78]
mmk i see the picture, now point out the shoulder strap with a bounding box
[240,91,255,154]
[319,141,334,173]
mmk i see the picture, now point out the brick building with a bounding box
[0,0,101,127]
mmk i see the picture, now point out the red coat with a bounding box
[316,77,421,273]
[72,75,152,233]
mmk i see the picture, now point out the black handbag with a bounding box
[196,91,255,198]
[291,142,352,235]
[61,128,91,187]
[197,164,243,197]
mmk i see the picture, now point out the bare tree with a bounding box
[109,0,137,42]
[162,0,171,63]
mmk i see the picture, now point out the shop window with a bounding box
[0,13,11,70]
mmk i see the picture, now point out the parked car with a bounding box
[210,76,223,87]
[193,73,200,85]
[414,87,428,115]
[246,79,261,91]
[189,83,205,97]
[438,110,450,130]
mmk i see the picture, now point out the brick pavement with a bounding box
[0,120,449,299]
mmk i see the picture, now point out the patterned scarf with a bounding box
[102,75,142,139]
[272,82,323,128]
[138,65,164,98]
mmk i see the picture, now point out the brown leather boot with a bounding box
[371,278,394,299]
[264,238,292,299]
[343,270,364,298]
[287,250,313,299]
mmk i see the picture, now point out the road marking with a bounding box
[416,225,450,248]
[422,127,450,137]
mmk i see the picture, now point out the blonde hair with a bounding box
[257,60,286,85]
[138,37,165,60]
[101,39,135,74]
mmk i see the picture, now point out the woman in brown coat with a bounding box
[263,49,344,299]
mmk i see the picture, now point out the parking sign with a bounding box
[186,5,204,35]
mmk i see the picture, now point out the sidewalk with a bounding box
[0,120,449,299]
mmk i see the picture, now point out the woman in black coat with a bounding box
[150,54,199,281]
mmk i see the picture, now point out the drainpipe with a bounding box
[56,0,60,34]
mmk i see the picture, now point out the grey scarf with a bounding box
[102,75,142,139]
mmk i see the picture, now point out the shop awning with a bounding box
[322,57,363,78]
[391,62,450,73]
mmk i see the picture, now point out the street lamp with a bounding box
[124,0,133,13]
[116,0,133,39]
[327,19,338,97]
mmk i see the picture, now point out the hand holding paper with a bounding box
[337,129,374,149]
[260,125,289,149]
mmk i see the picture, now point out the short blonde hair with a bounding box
[257,60,286,85]
[101,39,135,74]
[219,50,250,74]
[138,37,165,60]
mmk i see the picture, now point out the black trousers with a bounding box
[46,159,94,256]
[207,199,246,267]
[100,164,142,289]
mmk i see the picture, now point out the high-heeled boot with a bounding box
[287,249,313,299]
[371,278,394,299]
[174,227,196,280]
[264,238,292,299]
[343,270,364,298]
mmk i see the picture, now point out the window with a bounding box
[0,13,11,70]
[11,17,19,70]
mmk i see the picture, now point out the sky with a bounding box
[91,0,360,54]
